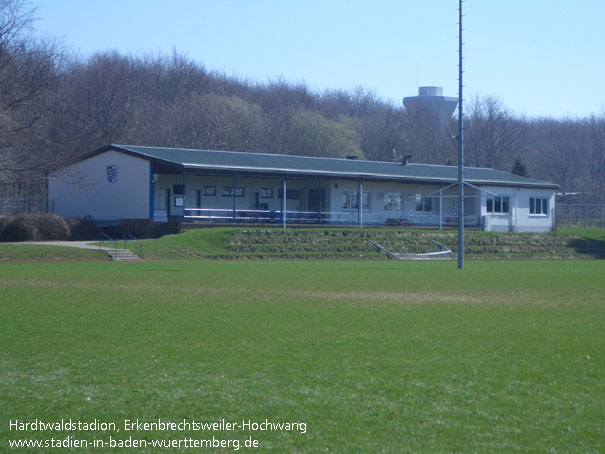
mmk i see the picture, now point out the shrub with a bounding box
[36,214,71,240]
[0,214,71,241]
[67,217,100,241]
[0,214,40,241]
[0,216,15,240]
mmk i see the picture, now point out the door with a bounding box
[159,188,170,217]
[250,192,259,210]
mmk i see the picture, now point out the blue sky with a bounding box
[35,0,604,118]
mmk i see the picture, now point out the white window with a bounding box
[222,186,245,197]
[384,193,403,211]
[342,191,369,210]
[487,196,509,214]
[530,197,549,215]
[278,189,300,200]
[415,194,434,213]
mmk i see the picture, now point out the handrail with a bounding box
[99,233,118,253]
[123,232,143,258]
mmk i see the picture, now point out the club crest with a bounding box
[106,165,118,183]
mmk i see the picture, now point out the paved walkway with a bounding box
[5,241,114,251]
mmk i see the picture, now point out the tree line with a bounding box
[1,0,604,205]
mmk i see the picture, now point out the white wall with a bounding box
[481,186,555,233]
[49,151,151,220]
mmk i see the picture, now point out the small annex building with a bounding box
[48,144,558,232]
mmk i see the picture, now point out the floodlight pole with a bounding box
[457,0,465,269]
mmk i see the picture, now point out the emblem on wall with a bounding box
[106,165,118,183]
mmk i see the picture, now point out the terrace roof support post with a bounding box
[439,187,443,230]
[514,191,518,233]
[318,177,322,224]
[232,174,237,223]
[358,179,363,228]
[281,177,287,229]
[183,171,187,220]
[45,175,50,214]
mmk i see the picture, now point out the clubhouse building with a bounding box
[48,144,558,233]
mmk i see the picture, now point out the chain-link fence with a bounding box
[0,181,48,216]
[556,204,605,228]
[0,196,47,216]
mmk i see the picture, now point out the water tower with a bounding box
[403,86,458,126]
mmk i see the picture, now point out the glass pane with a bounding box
[543,199,548,215]
[424,197,432,212]
[362,192,369,210]
[416,194,423,211]
[502,197,509,213]
[341,192,351,209]
[495,197,502,213]
[384,193,392,211]
[487,199,493,213]
[530,198,535,214]
[392,193,401,211]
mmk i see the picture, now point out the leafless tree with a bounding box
[466,96,525,169]
[0,0,63,204]
[587,111,605,202]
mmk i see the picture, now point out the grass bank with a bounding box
[133,226,605,260]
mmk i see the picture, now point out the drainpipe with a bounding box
[439,187,443,230]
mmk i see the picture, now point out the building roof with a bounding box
[100,144,558,189]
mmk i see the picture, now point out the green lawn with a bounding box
[0,244,107,262]
[1,260,603,452]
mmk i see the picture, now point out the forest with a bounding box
[1,0,604,207]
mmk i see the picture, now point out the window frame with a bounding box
[383,192,403,212]
[278,189,300,200]
[486,196,510,214]
[260,188,274,199]
[341,191,370,210]
[221,186,245,198]
[530,197,549,215]
[415,194,434,213]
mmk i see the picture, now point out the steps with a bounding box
[106,248,143,261]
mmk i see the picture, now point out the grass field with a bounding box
[1,260,604,452]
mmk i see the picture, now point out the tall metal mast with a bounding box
[457,0,465,269]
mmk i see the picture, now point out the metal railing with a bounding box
[99,233,118,253]
[182,208,481,228]
[124,232,143,258]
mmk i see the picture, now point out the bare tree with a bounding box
[466,96,524,169]
[0,0,63,190]
[587,111,605,202]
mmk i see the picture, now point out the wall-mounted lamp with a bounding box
[152,173,159,183]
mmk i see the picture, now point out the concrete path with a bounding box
[5,241,143,261]
[5,241,111,251]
